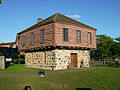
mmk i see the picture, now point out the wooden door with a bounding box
[70,53,77,67]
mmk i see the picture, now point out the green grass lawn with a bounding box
[0,64,120,90]
[0,64,43,75]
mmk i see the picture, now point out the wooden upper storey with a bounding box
[17,13,96,51]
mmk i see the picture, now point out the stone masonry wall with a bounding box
[54,49,90,70]
[25,49,90,70]
[0,56,5,69]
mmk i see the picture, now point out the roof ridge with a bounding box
[53,13,60,21]
[18,13,96,35]
[54,13,96,30]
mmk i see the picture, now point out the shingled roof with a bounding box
[18,13,96,35]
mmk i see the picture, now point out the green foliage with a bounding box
[91,34,120,60]
[13,59,25,64]
[0,64,51,75]
[0,47,18,58]
[0,0,3,3]
[115,36,120,43]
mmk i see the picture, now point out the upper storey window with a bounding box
[63,28,68,41]
[21,35,25,47]
[40,29,44,43]
[88,32,92,44]
[30,32,34,45]
[76,30,81,43]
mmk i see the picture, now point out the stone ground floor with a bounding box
[0,56,5,69]
[25,49,90,70]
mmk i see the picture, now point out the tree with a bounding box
[110,42,120,59]
[115,36,120,43]
[0,0,4,4]
[112,36,120,59]
[91,34,115,60]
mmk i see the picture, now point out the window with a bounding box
[43,52,46,64]
[88,32,92,44]
[30,32,34,45]
[63,28,68,41]
[21,35,25,47]
[40,29,44,43]
[76,30,81,43]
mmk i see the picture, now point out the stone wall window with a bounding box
[76,30,81,43]
[88,32,92,44]
[21,35,25,47]
[40,29,44,43]
[34,53,40,64]
[63,28,68,41]
[43,52,46,64]
[30,32,34,45]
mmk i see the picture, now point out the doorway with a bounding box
[70,53,77,67]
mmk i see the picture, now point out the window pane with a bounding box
[88,32,92,44]
[63,28,68,41]
[40,29,44,43]
[21,35,25,47]
[76,30,81,43]
[30,32,34,44]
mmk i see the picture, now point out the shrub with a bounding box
[13,59,25,64]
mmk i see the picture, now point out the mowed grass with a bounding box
[0,65,120,90]
[0,64,43,75]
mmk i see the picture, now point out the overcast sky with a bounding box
[0,0,120,43]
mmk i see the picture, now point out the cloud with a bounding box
[66,15,80,19]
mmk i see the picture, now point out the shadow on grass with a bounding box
[23,86,32,90]
[5,63,12,69]
[75,88,92,90]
